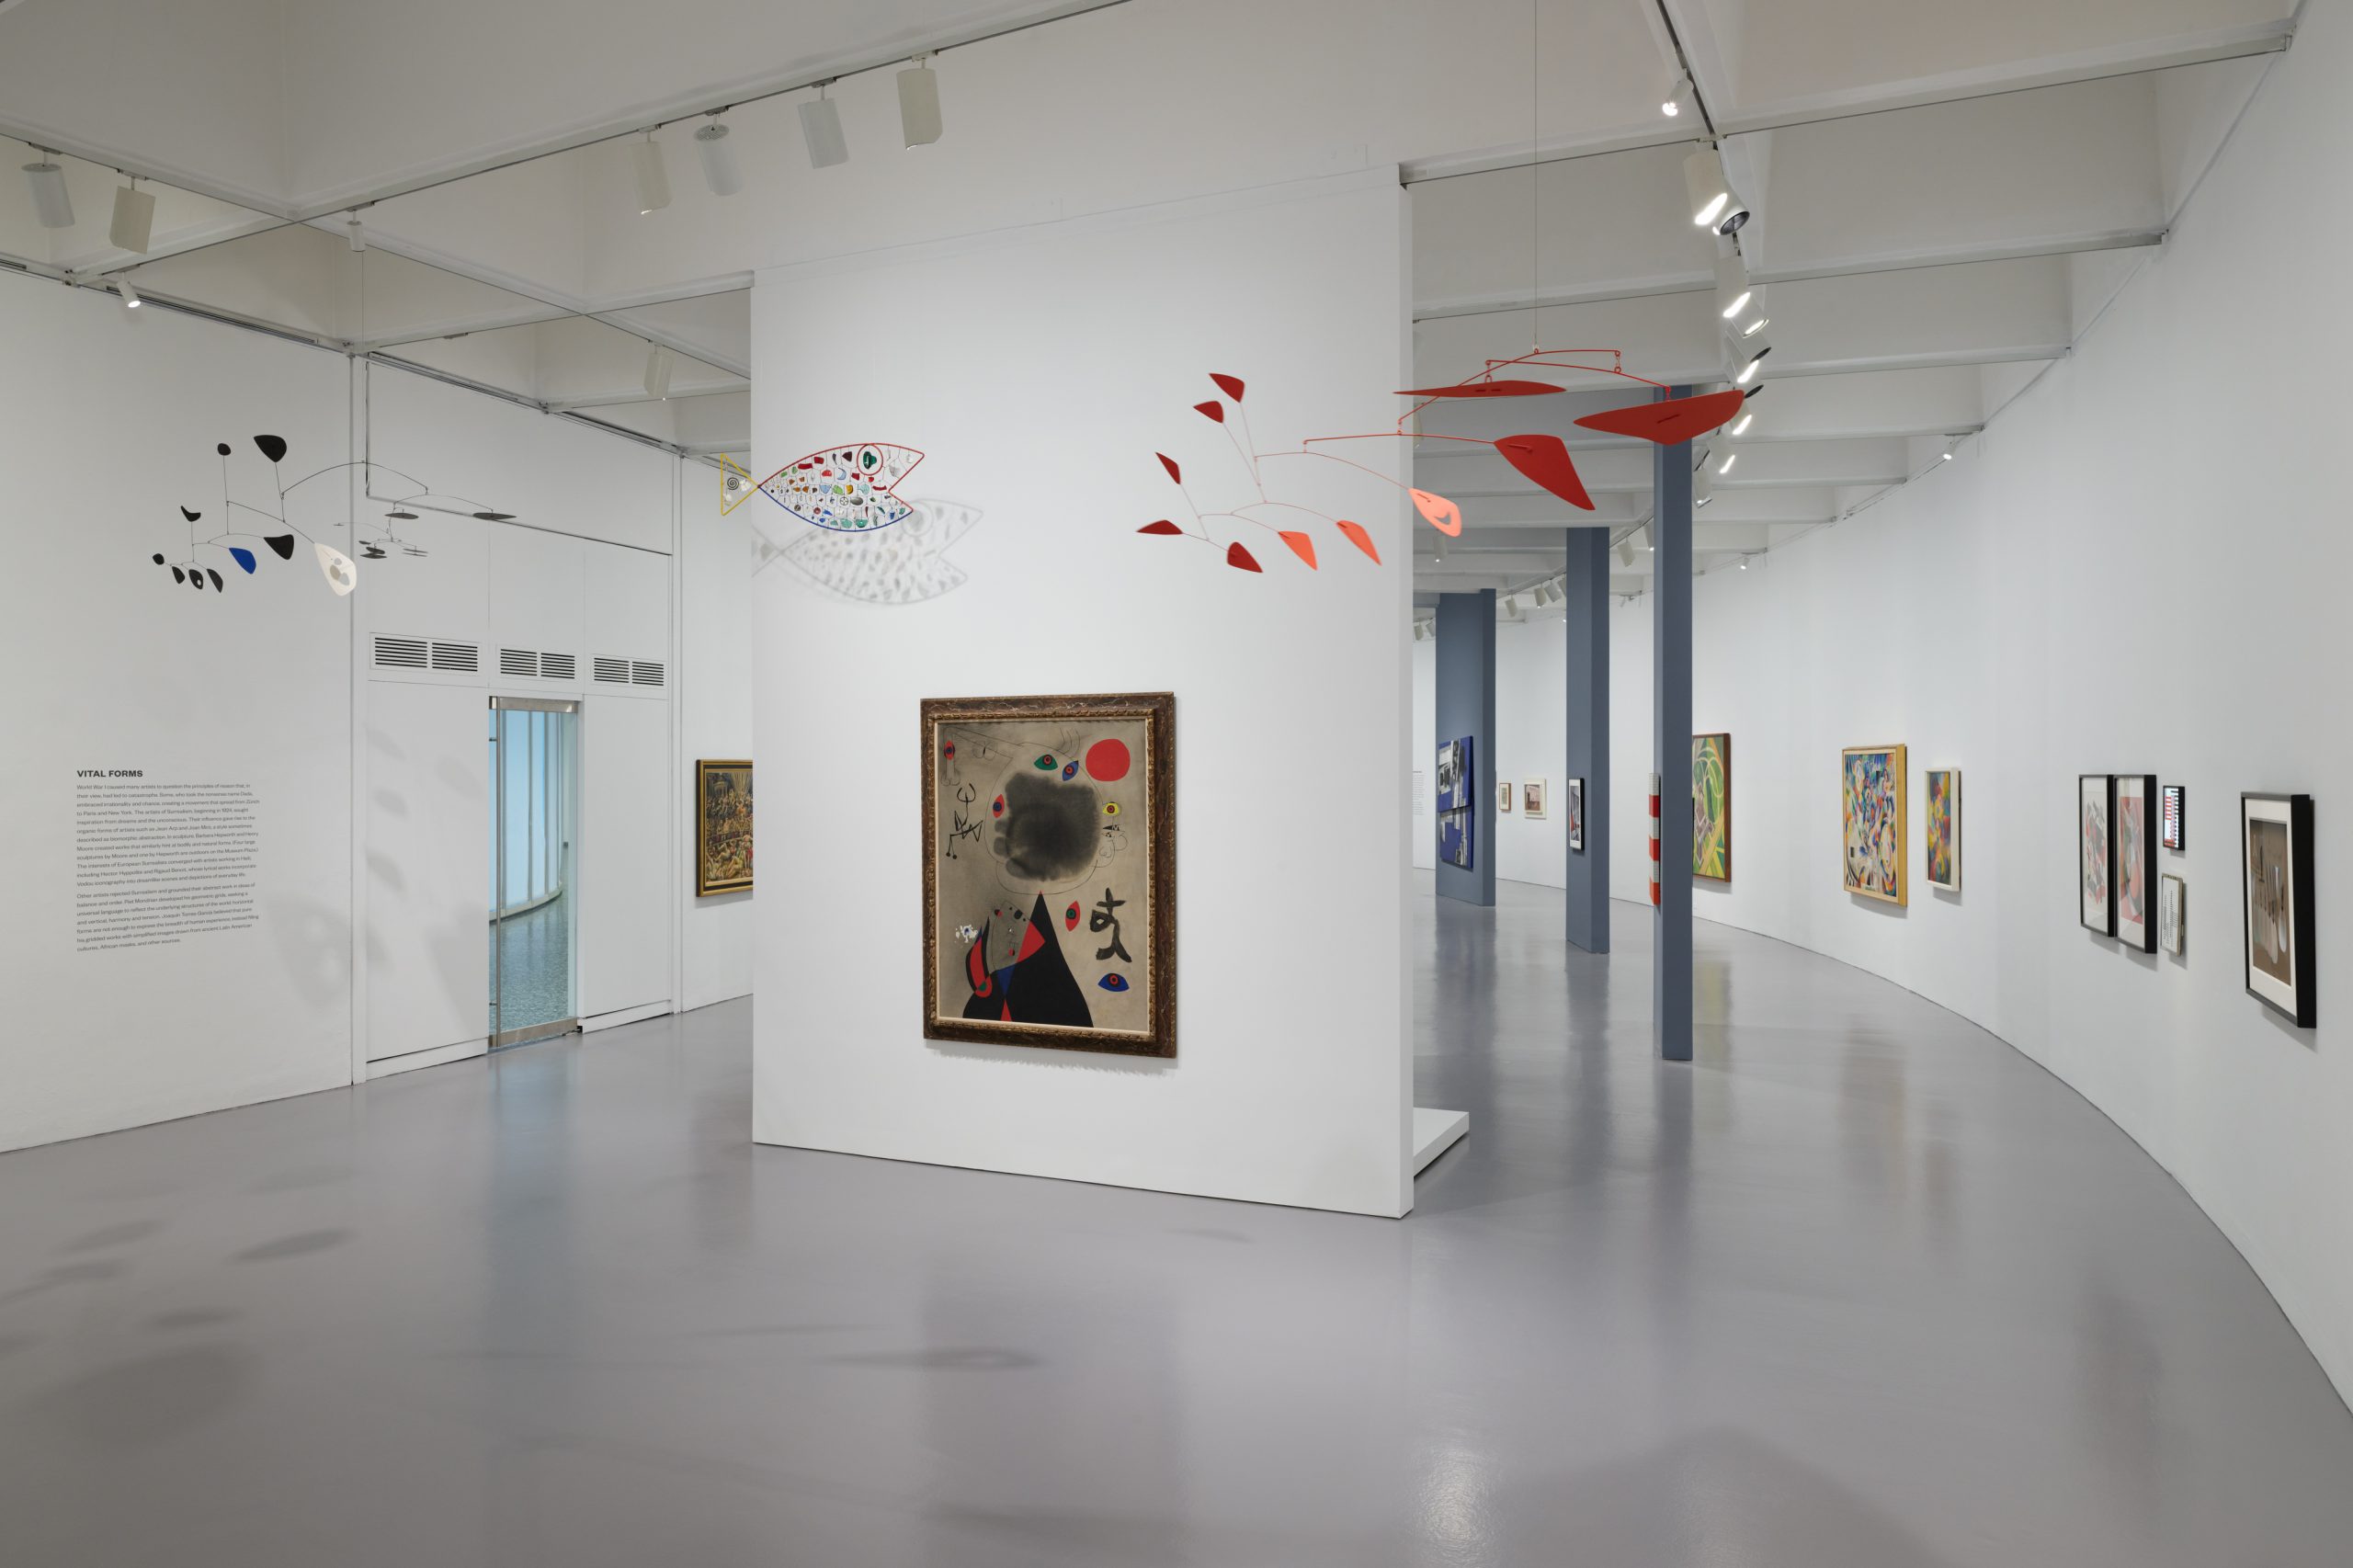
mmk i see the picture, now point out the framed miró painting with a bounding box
[1923,767,1960,892]
[1841,744,1906,903]
[2113,774,2157,952]
[1692,733,1730,881]
[694,759,754,896]
[2241,792,2315,1027]
[2079,774,2115,935]
[922,693,1176,1057]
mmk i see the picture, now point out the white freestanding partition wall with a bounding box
[749,172,1415,1216]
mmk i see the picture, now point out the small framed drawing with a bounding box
[1924,767,1960,892]
[1523,778,1548,820]
[1498,779,1514,813]
[2158,873,2185,957]
[2114,774,2157,952]
[2241,792,2315,1027]
[922,692,1176,1058]
[2079,774,2116,936]
[694,759,754,896]
[2161,784,2185,850]
[1567,779,1584,851]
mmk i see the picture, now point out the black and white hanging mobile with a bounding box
[152,434,516,598]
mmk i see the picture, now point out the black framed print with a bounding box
[2114,774,2157,953]
[2241,792,2315,1028]
[2079,774,2116,936]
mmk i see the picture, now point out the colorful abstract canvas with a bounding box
[1437,737,1473,812]
[1566,779,1583,851]
[1841,744,1907,904]
[923,694,1175,1057]
[759,442,923,531]
[1523,778,1547,821]
[2114,774,2156,952]
[1438,809,1472,869]
[1924,768,1959,892]
[2080,775,2115,935]
[1692,733,1731,881]
[2158,873,2185,957]
[694,759,753,896]
[2241,793,2315,1026]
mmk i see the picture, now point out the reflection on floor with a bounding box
[0,875,2348,1566]
[490,892,571,1035]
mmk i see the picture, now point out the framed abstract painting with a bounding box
[1841,744,1906,904]
[1523,778,1547,820]
[922,692,1176,1058]
[1438,810,1472,869]
[2158,872,2185,957]
[2241,792,2315,1027]
[2079,774,2115,936]
[1924,767,1960,892]
[2114,774,2157,952]
[1437,737,1472,812]
[1566,779,1583,851]
[694,758,754,896]
[1692,733,1731,881]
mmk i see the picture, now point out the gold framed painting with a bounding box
[1842,744,1907,904]
[922,693,1176,1058]
[694,759,754,896]
[1692,733,1730,881]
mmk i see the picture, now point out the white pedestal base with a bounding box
[1412,1107,1470,1174]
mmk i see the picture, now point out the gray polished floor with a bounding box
[2,878,2347,1565]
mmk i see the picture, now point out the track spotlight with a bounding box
[117,276,142,309]
[695,115,743,197]
[1682,143,1747,235]
[1715,447,1737,475]
[1617,535,1635,566]
[1728,409,1753,437]
[899,53,943,148]
[347,211,366,252]
[632,131,671,215]
[22,152,73,229]
[1941,434,1960,461]
[1661,75,1694,119]
[1713,241,1750,321]
[1694,463,1715,507]
[800,84,848,168]
[1730,325,1772,386]
[1736,289,1770,336]
[642,344,674,401]
[109,176,154,254]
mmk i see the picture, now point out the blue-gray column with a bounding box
[1435,589,1495,907]
[1563,528,1610,952]
[1652,391,1693,1062]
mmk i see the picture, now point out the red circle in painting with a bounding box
[1084,739,1131,782]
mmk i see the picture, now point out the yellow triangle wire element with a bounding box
[717,453,755,516]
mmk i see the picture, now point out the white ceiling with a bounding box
[0,0,2296,564]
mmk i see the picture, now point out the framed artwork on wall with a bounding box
[2158,873,2185,957]
[1567,779,1584,851]
[2162,784,2185,850]
[1841,744,1907,904]
[694,759,755,896]
[2114,774,2157,952]
[2079,774,2116,936]
[2241,792,2315,1027]
[922,692,1176,1058]
[1438,810,1472,869]
[1924,767,1960,892]
[1437,737,1472,812]
[1692,733,1731,881]
[1498,780,1513,813]
[1523,778,1547,820]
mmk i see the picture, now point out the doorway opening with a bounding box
[489,697,579,1048]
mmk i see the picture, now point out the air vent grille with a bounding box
[593,656,631,684]
[540,652,576,681]
[499,647,538,678]
[373,636,428,669]
[430,641,479,674]
[631,660,665,687]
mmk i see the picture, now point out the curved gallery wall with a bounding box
[1564,9,2353,1403]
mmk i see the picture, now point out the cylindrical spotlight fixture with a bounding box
[695,118,742,197]
[1715,446,1737,475]
[23,153,74,229]
[1681,142,1747,234]
[1730,325,1772,386]
[642,343,674,401]
[1713,241,1750,322]
[632,132,671,215]
[1661,75,1694,119]
[1735,285,1770,336]
[1727,408,1754,437]
[109,177,155,254]
[800,86,848,168]
[1694,463,1716,507]
[117,276,142,309]
[898,54,943,148]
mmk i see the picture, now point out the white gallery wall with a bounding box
[1588,6,2353,1401]
[750,171,1415,1217]
[1411,635,1436,871]
[0,274,730,1151]
[677,466,756,1013]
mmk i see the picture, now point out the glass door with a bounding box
[489,697,580,1048]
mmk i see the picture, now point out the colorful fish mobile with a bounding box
[758,442,925,532]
